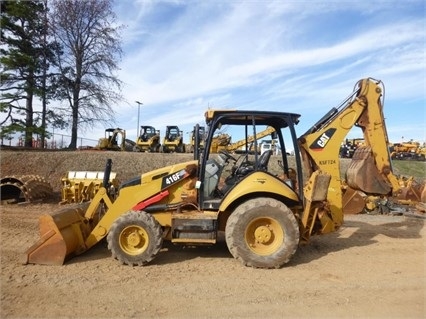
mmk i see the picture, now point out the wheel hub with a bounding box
[120,226,149,255]
[245,217,284,256]
[254,225,272,244]
[127,231,142,247]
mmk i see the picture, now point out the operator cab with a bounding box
[140,126,156,141]
[198,110,303,210]
[166,126,180,141]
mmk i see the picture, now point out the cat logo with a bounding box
[309,128,336,151]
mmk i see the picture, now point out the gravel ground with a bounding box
[1,150,425,318]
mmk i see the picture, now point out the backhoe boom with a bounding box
[298,78,405,220]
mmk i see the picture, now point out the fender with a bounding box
[219,171,299,212]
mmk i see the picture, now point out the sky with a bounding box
[45,0,426,146]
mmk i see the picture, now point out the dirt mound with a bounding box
[0,150,195,192]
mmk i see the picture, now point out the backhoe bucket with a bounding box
[22,205,90,265]
[346,146,391,195]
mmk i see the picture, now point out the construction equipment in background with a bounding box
[339,138,365,158]
[24,78,425,269]
[259,139,279,155]
[96,128,127,151]
[0,175,53,204]
[189,125,206,153]
[232,126,276,154]
[60,170,120,204]
[209,132,231,153]
[161,125,185,153]
[134,126,161,152]
[390,140,426,161]
[416,146,426,161]
[210,126,276,154]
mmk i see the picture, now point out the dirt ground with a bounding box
[0,150,425,318]
[1,203,425,319]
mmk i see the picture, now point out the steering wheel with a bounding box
[218,150,238,162]
[232,153,249,176]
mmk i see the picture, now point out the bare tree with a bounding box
[50,0,124,149]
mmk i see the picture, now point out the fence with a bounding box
[0,133,98,149]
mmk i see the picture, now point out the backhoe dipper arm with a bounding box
[298,78,399,225]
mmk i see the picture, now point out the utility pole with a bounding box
[135,101,143,138]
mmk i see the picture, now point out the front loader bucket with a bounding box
[22,206,90,265]
[346,146,391,195]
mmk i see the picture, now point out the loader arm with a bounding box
[298,78,400,224]
[83,161,198,249]
[23,160,199,265]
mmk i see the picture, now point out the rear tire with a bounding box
[225,198,299,268]
[107,211,162,266]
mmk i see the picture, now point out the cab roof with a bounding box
[204,109,301,128]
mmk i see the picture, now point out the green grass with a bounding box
[392,160,426,182]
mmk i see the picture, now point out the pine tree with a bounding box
[0,0,53,147]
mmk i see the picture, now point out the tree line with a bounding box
[0,0,124,149]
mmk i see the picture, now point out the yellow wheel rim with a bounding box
[119,225,149,256]
[245,217,284,256]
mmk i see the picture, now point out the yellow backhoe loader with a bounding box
[134,125,161,152]
[23,78,425,268]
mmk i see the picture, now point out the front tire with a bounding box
[225,198,299,268]
[107,211,163,266]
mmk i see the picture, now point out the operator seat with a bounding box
[258,150,273,171]
[203,159,224,198]
[234,150,273,176]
